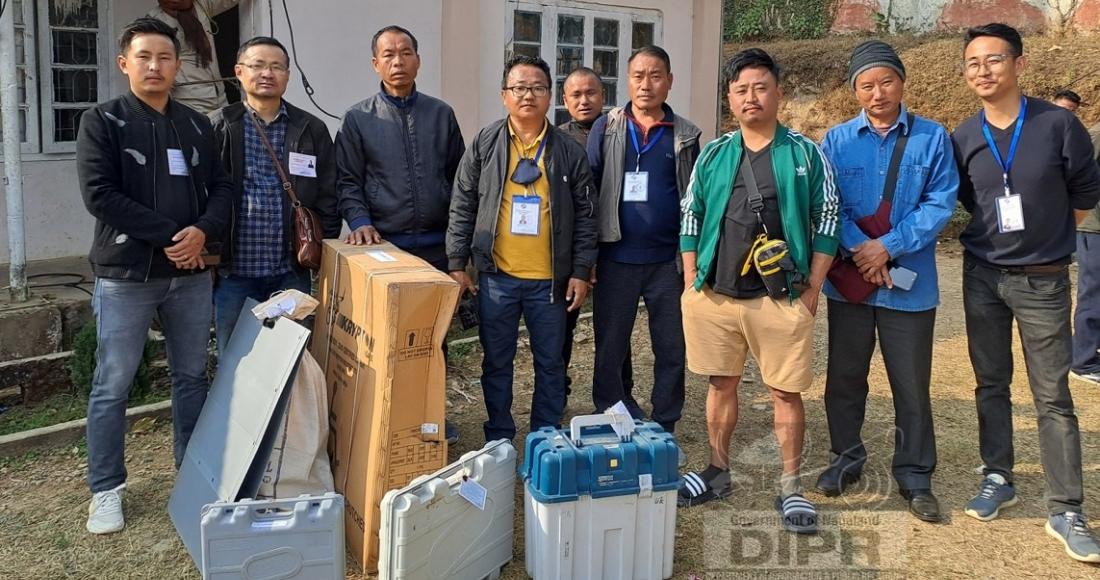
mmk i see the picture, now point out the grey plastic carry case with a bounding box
[378,440,516,580]
[200,492,345,580]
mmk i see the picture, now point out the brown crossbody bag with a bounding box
[247,109,323,270]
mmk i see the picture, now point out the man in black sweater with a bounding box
[77,18,233,535]
[952,23,1100,563]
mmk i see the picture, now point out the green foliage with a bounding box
[69,320,156,402]
[724,0,835,42]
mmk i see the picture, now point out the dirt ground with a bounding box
[2,244,1099,579]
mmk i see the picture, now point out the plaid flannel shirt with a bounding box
[232,103,290,277]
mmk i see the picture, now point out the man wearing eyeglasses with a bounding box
[587,46,700,456]
[209,37,340,351]
[447,55,598,442]
[952,23,1100,563]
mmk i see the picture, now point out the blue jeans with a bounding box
[87,274,213,493]
[214,269,312,355]
[963,255,1082,514]
[478,272,566,441]
[1073,232,1100,375]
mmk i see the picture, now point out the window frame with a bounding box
[37,0,110,154]
[506,0,662,124]
[5,0,41,155]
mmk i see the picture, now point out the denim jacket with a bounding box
[820,106,959,311]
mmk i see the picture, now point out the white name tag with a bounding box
[623,171,649,202]
[167,148,189,176]
[996,194,1026,233]
[288,152,317,178]
[510,195,541,236]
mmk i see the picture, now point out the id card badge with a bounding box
[996,193,1026,233]
[288,152,317,177]
[623,171,649,202]
[166,148,189,176]
[510,195,541,236]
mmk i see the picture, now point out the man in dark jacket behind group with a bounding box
[77,17,233,535]
[209,36,340,350]
[447,55,598,442]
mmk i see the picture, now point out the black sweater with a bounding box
[952,96,1100,266]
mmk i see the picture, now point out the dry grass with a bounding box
[2,246,1100,579]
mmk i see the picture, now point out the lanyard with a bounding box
[628,120,666,171]
[980,96,1027,197]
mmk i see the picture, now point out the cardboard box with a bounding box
[311,241,459,572]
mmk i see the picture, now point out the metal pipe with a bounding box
[1,3,27,302]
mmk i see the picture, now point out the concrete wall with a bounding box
[832,0,1098,33]
[254,0,723,140]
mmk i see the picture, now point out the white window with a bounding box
[0,0,108,155]
[506,1,661,126]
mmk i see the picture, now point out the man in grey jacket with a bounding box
[447,55,598,442]
[587,46,700,450]
[337,25,465,270]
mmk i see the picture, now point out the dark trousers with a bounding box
[825,299,937,491]
[963,254,1083,514]
[214,269,312,357]
[563,307,634,400]
[592,258,685,432]
[1073,232,1100,375]
[478,272,566,441]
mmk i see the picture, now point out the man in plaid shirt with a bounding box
[210,37,340,351]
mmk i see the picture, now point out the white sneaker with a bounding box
[86,483,125,534]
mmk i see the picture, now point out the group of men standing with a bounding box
[75,13,1099,566]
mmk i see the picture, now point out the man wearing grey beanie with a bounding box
[817,39,959,524]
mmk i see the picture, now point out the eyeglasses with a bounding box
[964,54,1011,75]
[237,62,290,74]
[504,85,550,98]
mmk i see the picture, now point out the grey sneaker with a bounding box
[1070,370,1100,386]
[86,483,125,534]
[964,474,1018,521]
[1046,512,1100,563]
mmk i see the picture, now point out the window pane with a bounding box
[632,22,654,49]
[53,69,98,103]
[558,15,584,45]
[513,43,541,59]
[49,0,98,28]
[15,32,25,66]
[556,78,565,100]
[603,81,617,106]
[594,18,619,47]
[593,49,618,78]
[54,108,86,142]
[557,46,583,76]
[14,0,25,26]
[514,11,541,43]
[52,30,98,66]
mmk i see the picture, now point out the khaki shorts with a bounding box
[681,286,816,392]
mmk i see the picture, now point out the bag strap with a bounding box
[246,108,302,208]
[739,146,765,216]
[881,112,915,205]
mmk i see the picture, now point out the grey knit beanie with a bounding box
[848,40,905,88]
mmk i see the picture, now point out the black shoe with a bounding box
[901,489,942,523]
[814,464,861,497]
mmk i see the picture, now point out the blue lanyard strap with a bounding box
[980,96,1027,195]
[628,120,666,166]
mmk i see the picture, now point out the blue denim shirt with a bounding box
[821,106,959,311]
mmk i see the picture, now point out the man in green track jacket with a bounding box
[676,48,839,536]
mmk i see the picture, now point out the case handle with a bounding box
[569,413,633,445]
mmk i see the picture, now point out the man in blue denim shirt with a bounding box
[817,41,958,523]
